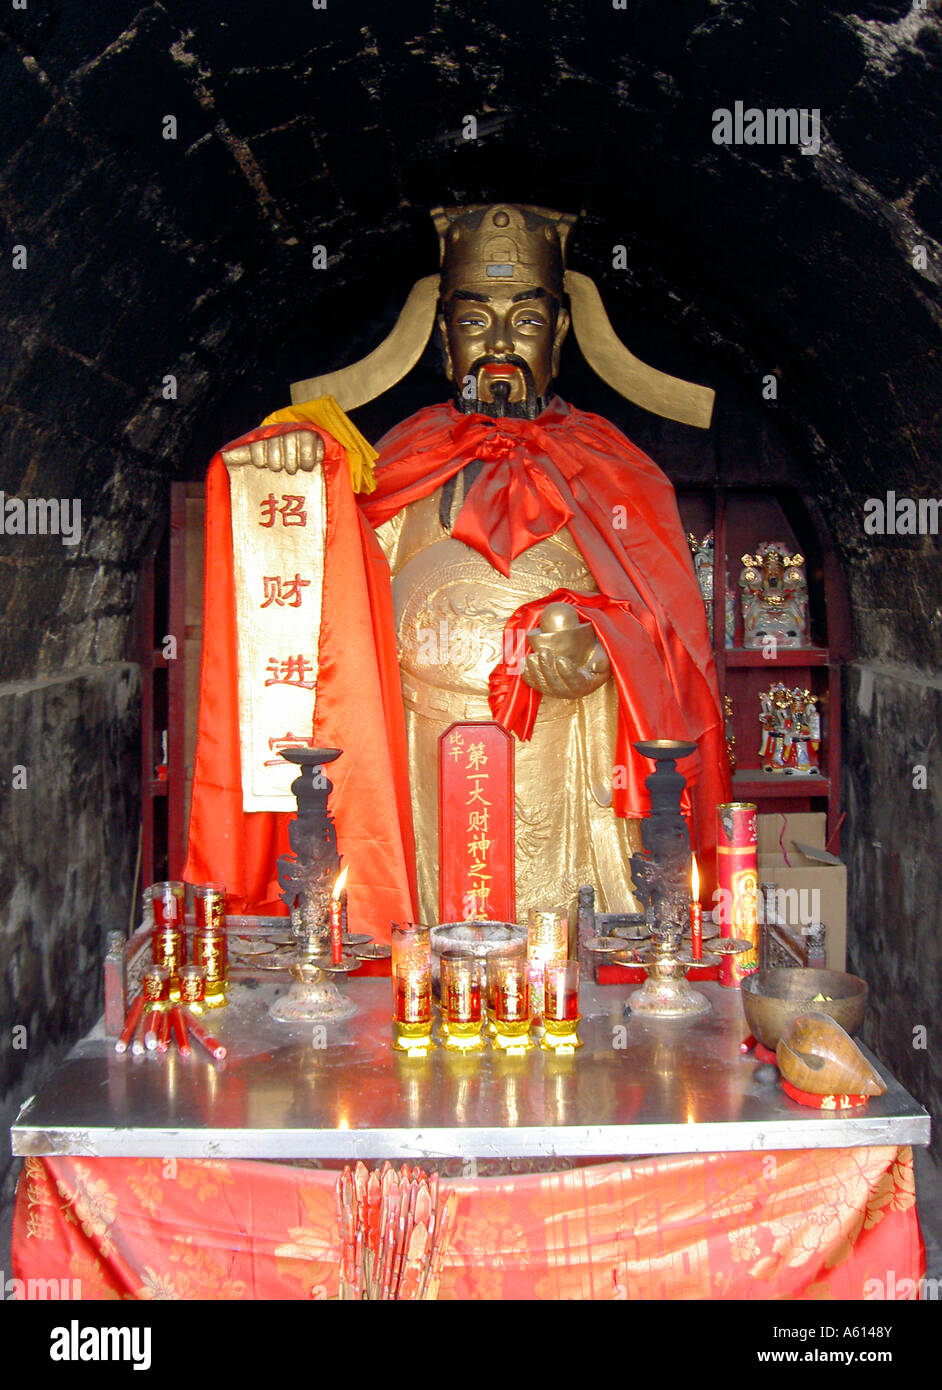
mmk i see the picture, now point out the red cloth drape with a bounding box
[182,424,417,938]
[12,1149,925,1300]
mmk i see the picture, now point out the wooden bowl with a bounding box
[741,968,868,1050]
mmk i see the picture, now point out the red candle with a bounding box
[143,1006,162,1052]
[690,855,703,961]
[170,1006,191,1056]
[185,1010,227,1061]
[331,866,348,965]
[114,991,145,1054]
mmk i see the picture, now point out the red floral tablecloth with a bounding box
[12,1146,925,1299]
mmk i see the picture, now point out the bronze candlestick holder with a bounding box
[269,748,380,1024]
[622,740,712,1019]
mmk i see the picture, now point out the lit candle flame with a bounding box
[691,853,699,902]
[332,865,349,900]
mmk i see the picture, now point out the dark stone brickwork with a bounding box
[845,663,942,1162]
[0,664,140,1234]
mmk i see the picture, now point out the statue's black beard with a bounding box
[453,355,551,421]
[442,358,553,532]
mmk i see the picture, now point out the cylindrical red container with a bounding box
[193,931,227,1005]
[152,926,186,991]
[716,802,759,987]
[178,964,206,1007]
[148,881,184,927]
[441,952,483,1025]
[192,883,226,930]
[391,924,432,1026]
[190,881,228,1006]
[543,961,580,1022]
[526,909,568,1023]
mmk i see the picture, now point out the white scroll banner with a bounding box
[225,460,327,811]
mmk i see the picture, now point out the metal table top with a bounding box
[12,979,930,1160]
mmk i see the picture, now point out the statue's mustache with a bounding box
[457,354,541,419]
[472,353,534,381]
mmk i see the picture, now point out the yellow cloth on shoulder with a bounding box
[260,395,378,494]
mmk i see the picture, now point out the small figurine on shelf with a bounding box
[759,685,822,776]
[765,683,792,772]
[757,690,775,766]
[740,543,810,649]
[792,688,822,776]
[686,531,715,634]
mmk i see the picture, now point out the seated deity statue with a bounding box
[183,204,731,936]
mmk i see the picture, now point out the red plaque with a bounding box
[438,722,515,924]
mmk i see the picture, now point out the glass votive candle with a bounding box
[148,881,185,927]
[391,923,435,1054]
[541,960,583,1053]
[440,952,485,1053]
[484,943,526,1035]
[527,908,569,1022]
[178,964,206,1012]
[141,964,171,1006]
[192,882,227,929]
[490,956,533,1053]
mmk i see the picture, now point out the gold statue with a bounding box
[186,205,730,934]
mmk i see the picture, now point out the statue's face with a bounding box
[439,286,570,415]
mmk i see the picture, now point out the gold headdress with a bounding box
[290,203,714,428]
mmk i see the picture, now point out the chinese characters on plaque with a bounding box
[438,722,515,924]
[225,459,327,809]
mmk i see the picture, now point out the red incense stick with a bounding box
[142,1005,161,1052]
[170,1006,191,1056]
[184,1009,227,1060]
[114,992,145,1054]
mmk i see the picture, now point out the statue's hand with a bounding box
[522,638,611,699]
[222,428,325,475]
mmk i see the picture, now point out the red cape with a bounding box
[185,399,730,923]
[361,398,731,876]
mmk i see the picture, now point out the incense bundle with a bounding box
[335,1161,457,1300]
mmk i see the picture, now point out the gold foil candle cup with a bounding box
[178,964,206,1011]
[491,956,533,1053]
[142,965,171,1005]
[391,923,435,1054]
[440,952,485,1053]
[541,960,583,1052]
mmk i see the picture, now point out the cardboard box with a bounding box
[756,812,847,971]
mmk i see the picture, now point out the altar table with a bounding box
[11,980,931,1299]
